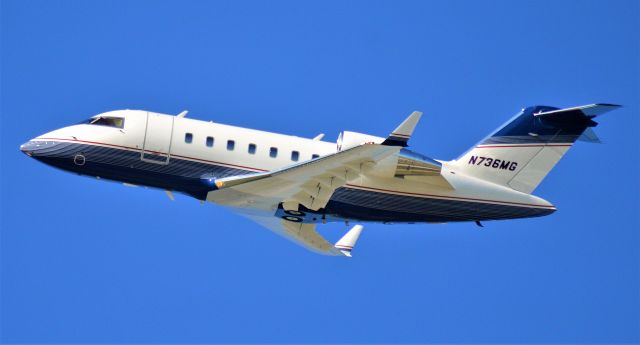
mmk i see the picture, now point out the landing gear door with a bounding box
[141,112,174,165]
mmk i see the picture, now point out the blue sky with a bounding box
[1,0,638,343]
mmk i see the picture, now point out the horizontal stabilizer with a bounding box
[382,111,422,147]
[534,103,621,119]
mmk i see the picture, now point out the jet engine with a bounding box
[336,131,385,151]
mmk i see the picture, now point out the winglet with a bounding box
[334,224,364,257]
[382,111,423,147]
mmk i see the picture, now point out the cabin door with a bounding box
[141,112,174,164]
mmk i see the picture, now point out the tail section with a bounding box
[452,104,620,194]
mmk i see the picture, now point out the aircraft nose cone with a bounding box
[20,141,34,156]
[20,140,45,156]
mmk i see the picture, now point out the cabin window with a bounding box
[291,151,299,161]
[227,140,235,151]
[248,143,256,154]
[82,116,125,128]
[269,147,278,158]
[185,133,193,143]
[312,154,320,159]
[206,136,214,147]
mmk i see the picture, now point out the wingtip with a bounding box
[335,224,364,257]
[382,111,424,147]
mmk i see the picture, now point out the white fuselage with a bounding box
[21,109,556,224]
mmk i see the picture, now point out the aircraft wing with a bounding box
[207,143,400,209]
[206,143,396,256]
[206,111,421,255]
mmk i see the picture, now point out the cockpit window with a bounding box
[81,116,125,128]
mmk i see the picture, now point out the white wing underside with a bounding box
[206,143,401,255]
[231,207,343,255]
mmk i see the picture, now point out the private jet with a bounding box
[21,104,620,256]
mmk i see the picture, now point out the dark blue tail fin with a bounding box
[454,104,620,193]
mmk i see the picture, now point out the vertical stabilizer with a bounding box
[451,104,620,194]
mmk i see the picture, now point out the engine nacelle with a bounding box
[336,131,385,151]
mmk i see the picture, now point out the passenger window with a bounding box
[269,147,278,158]
[206,136,214,147]
[312,154,320,159]
[185,133,193,143]
[248,143,256,154]
[291,151,299,161]
[227,140,235,151]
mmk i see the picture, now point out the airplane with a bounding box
[20,104,620,257]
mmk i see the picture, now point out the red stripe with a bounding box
[345,184,555,209]
[39,137,135,151]
[34,138,555,210]
[476,144,572,148]
[35,137,269,172]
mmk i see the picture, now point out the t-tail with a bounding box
[452,104,621,194]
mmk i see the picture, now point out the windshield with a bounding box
[79,116,124,128]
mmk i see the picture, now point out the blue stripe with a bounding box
[26,140,556,222]
[322,187,554,222]
[26,141,250,199]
